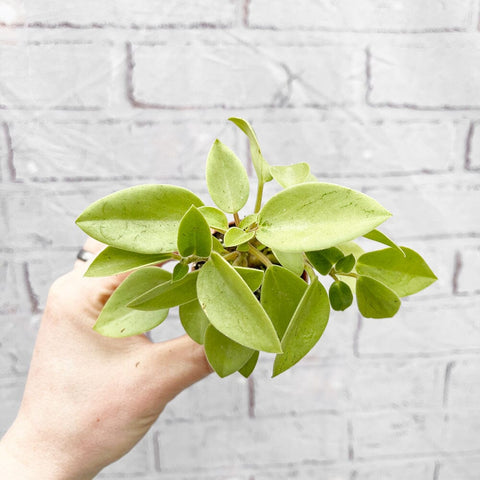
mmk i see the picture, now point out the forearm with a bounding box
[0,420,94,480]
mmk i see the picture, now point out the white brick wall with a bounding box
[1,1,479,479]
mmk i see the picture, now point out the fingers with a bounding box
[148,335,212,401]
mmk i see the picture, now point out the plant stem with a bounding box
[254,181,264,214]
[304,263,317,283]
[248,244,273,268]
[233,212,240,226]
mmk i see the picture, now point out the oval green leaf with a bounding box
[228,117,272,184]
[76,185,203,254]
[204,325,255,378]
[206,139,250,214]
[94,267,171,337]
[356,247,437,297]
[270,163,310,189]
[177,205,212,258]
[273,278,330,377]
[336,241,365,291]
[239,214,258,230]
[198,206,228,232]
[239,351,260,378]
[128,270,199,311]
[306,247,344,275]
[197,252,282,353]
[85,247,172,277]
[172,262,189,282]
[224,227,255,247]
[261,265,308,339]
[257,183,392,252]
[179,299,210,344]
[335,254,355,274]
[356,275,401,319]
[272,249,305,276]
[234,267,264,292]
[329,281,353,311]
[364,229,405,257]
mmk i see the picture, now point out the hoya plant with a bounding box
[76,117,437,378]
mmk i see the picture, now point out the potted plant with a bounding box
[76,118,437,378]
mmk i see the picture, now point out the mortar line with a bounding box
[153,431,161,472]
[248,375,255,418]
[243,0,251,28]
[442,361,455,408]
[465,122,475,170]
[2,122,16,182]
[22,263,40,314]
[452,251,463,295]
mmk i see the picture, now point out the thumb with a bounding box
[146,335,213,402]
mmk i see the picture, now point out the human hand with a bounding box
[0,238,212,480]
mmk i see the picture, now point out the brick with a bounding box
[351,411,443,459]
[155,414,347,471]
[0,260,30,314]
[349,359,444,411]
[357,298,480,356]
[14,0,238,27]
[253,120,458,176]
[456,246,480,295]
[162,373,249,422]
[364,183,480,239]
[254,362,350,416]
[0,123,7,181]
[9,120,244,181]
[438,454,480,480]
[131,43,364,108]
[369,42,480,109]
[0,43,112,109]
[249,0,474,32]
[353,460,434,480]
[447,360,480,408]
[254,465,349,480]
[441,412,480,452]
[0,377,26,435]
[468,122,480,170]
[0,314,37,377]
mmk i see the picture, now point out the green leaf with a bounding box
[272,249,305,276]
[172,262,189,281]
[364,229,405,257]
[306,247,344,275]
[224,227,255,247]
[179,299,210,344]
[356,275,401,318]
[329,281,353,311]
[236,242,250,252]
[177,205,212,258]
[356,247,437,297]
[239,214,258,230]
[239,351,259,378]
[335,254,355,273]
[198,206,228,232]
[273,278,330,377]
[85,247,172,277]
[270,163,310,188]
[206,139,250,214]
[234,267,264,291]
[76,185,203,254]
[204,325,255,378]
[128,270,199,310]
[336,241,365,291]
[212,236,226,253]
[229,117,272,184]
[94,267,170,337]
[261,265,308,339]
[197,252,282,353]
[257,183,392,252]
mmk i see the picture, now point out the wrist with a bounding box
[0,419,93,480]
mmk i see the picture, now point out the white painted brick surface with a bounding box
[357,298,480,356]
[456,246,480,295]
[8,120,244,181]
[438,455,480,480]
[155,414,347,472]
[253,120,460,176]
[353,460,435,480]
[0,43,112,109]
[132,42,364,108]
[448,360,480,409]
[369,41,480,109]
[7,0,239,27]
[249,0,475,32]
